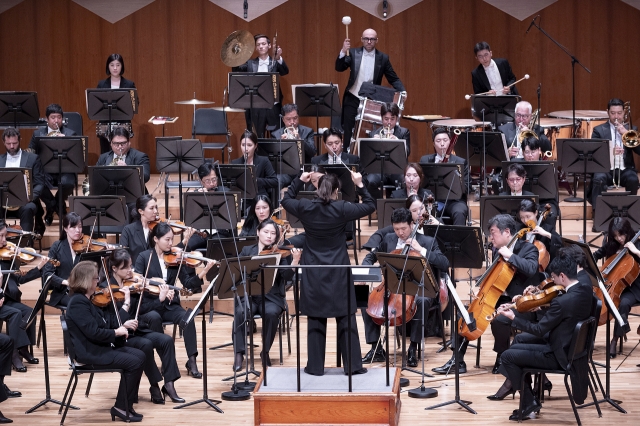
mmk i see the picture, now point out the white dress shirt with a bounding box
[484,60,505,94]
[5,149,22,168]
[339,49,375,97]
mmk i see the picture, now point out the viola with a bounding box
[259,244,294,257]
[71,235,124,253]
[123,272,192,297]
[149,217,207,238]
[525,204,552,272]
[485,278,565,321]
[163,247,218,268]
[6,225,41,240]
[0,242,60,267]
[91,284,126,307]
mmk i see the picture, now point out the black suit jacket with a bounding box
[96,148,151,183]
[0,150,45,199]
[498,122,552,157]
[238,244,293,310]
[230,155,277,195]
[419,154,470,196]
[0,258,42,302]
[271,124,316,163]
[42,239,80,306]
[97,77,136,89]
[335,48,405,96]
[232,57,289,103]
[371,125,411,156]
[471,58,518,95]
[500,239,539,298]
[29,126,77,151]
[592,122,640,170]
[390,187,432,200]
[499,190,535,197]
[120,221,151,266]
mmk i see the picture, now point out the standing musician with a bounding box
[367,103,410,199]
[96,126,150,188]
[360,208,449,366]
[42,212,86,308]
[471,41,518,96]
[64,261,146,422]
[233,219,302,371]
[28,104,77,226]
[1,128,46,234]
[499,101,552,160]
[419,127,470,226]
[121,195,159,266]
[432,214,538,375]
[100,249,184,404]
[390,163,432,200]
[311,128,360,167]
[281,170,375,376]
[594,217,640,358]
[231,131,278,197]
[134,222,215,379]
[239,194,274,237]
[491,253,592,421]
[589,98,640,219]
[232,34,288,138]
[0,326,18,423]
[336,28,405,151]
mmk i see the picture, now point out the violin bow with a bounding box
[86,215,99,254]
[101,257,123,327]
[135,252,154,320]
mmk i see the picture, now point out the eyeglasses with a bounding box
[202,178,217,184]
[515,114,531,120]
[476,53,491,59]
[111,141,129,147]
[362,37,378,43]
[508,177,524,183]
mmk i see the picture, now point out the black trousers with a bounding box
[306,314,363,375]
[41,173,76,212]
[4,299,35,346]
[341,92,360,152]
[0,333,12,404]
[441,200,468,226]
[361,296,434,345]
[0,304,30,349]
[590,169,639,211]
[127,332,180,384]
[3,203,37,232]
[159,306,198,358]
[81,346,145,409]
[489,295,539,355]
[366,173,403,199]
[614,288,639,338]
[233,295,283,354]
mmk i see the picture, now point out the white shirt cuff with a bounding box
[339,51,346,59]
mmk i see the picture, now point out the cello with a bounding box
[594,229,640,326]
[526,204,552,272]
[458,222,532,341]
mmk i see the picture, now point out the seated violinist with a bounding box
[432,214,538,375]
[360,208,449,367]
[233,219,301,371]
[594,218,640,359]
[120,195,159,265]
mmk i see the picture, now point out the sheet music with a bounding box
[446,274,472,325]
[598,280,625,327]
[186,279,217,324]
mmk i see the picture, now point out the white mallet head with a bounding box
[524,74,530,79]
[342,16,351,25]
[465,94,471,100]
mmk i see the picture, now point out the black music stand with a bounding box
[257,139,302,186]
[557,138,610,242]
[424,225,483,414]
[183,191,240,236]
[420,163,464,202]
[88,166,144,205]
[593,194,640,232]
[35,136,87,237]
[206,237,257,281]
[501,161,558,199]
[85,88,139,124]
[69,195,128,235]
[359,139,407,194]
[156,138,204,220]
[216,164,258,203]
[471,95,520,127]
[228,72,278,133]
[24,278,79,414]
[376,199,405,230]
[0,91,40,128]
[455,131,508,196]
[0,168,31,208]
[479,195,539,234]
[295,85,341,135]
[175,282,224,412]
[320,164,358,202]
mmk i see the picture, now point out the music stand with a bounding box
[557,138,610,242]
[0,91,40,128]
[420,163,464,202]
[501,161,558,199]
[206,237,257,281]
[376,199,405,230]
[85,88,139,124]
[216,164,258,203]
[88,166,144,205]
[294,84,342,134]
[156,138,204,220]
[455,132,508,196]
[35,136,87,237]
[471,95,520,127]
[257,140,302,175]
[69,195,128,235]
[359,139,407,194]
[479,195,539,235]
[183,191,240,236]
[0,168,31,208]
[593,194,640,231]
[228,72,278,133]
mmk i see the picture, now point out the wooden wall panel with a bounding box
[1,0,639,169]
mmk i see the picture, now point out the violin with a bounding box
[163,247,218,269]
[6,225,41,239]
[149,217,207,238]
[0,242,60,267]
[71,235,125,253]
[485,278,565,321]
[91,283,126,307]
[259,244,294,256]
[123,272,192,297]
[525,204,552,272]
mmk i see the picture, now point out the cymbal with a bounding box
[174,98,215,105]
[212,106,245,113]
[221,30,255,67]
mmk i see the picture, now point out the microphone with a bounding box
[537,83,542,96]
[382,0,388,18]
[526,15,539,34]
[243,0,248,19]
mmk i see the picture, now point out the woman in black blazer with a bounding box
[42,212,86,307]
[100,249,184,404]
[65,261,145,422]
[231,131,277,196]
[134,223,215,379]
[233,219,301,371]
[390,163,432,200]
[121,195,159,265]
[239,194,274,237]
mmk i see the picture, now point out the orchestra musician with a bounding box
[311,128,360,167]
[500,163,534,197]
[29,104,77,226]
[232,34,289,138]
[432,214,538,375]
[100,249,184,404]
[499,101,552,160]
[134,222,215,379]
[336,28,405,151]
[589,98,640,220]
[64,261,146,422]
[419,127,470,226]
[0,327,18,423]
[517,200,562,261]
[233,219,301,371]
[120,195,158,265]
[42,212,86,308]
[239,194,274,237]
[471,41,519,96]
[390,163,432,200]
[491,252,592,420]
[1,128,46,234]
[96,126,150,189]
[594,218,640,358]
[360,208,449,366]
[271,103,316,166]
[281,170,375,376]
[368,103,410,199]
[231,131,278,197]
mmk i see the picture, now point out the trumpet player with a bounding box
[589,98,640,222]
[96,126,150,187]
[498,101,551,159]
[271,104,316,187]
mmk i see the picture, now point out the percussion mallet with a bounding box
[464,74,530,99]
[342,16,351,56]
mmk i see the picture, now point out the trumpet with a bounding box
[283,126,298,139]
[375,125,397,139]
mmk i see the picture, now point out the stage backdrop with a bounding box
[1,0,639,169]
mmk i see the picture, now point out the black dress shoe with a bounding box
[362,347,386,363]
[44,211,54,226]
[19,349,39,364]
[4,384,20,398]
[348,368,368,375]
[185,361,202,379]
[110,407,142,422]
[0,411,12,423]
[407,347,419,367]
[260,351,272,367]
[487,384,516,400]
[149,386,165,404]
[509,399,541,421]
[432,359,466,374]
[161,385,185,403]
[233,353,244,372]
[11,364,26,373]
[128,408,143,419]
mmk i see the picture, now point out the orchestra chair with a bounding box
[253,305,291,365]
[64,112,83,136]
[59,316,129,426]
[193,108,229,163]
[616,301,640,354]
[517,317,600,424]
[580,298,606,409]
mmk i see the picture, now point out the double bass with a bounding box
[458,223,532,340]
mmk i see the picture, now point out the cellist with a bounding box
[593,217,640,358]
[432,214,538,375]
[517,200,563,267]
[360,208,449,367]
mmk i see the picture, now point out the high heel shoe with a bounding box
[534,380,553,397]
[11,364,26,373]
[487,379,516,401]
[161,385,185,403]
[149,386,165,404]
[18,348,39,365]
[185,361,202,379]
[109,406,142,422]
